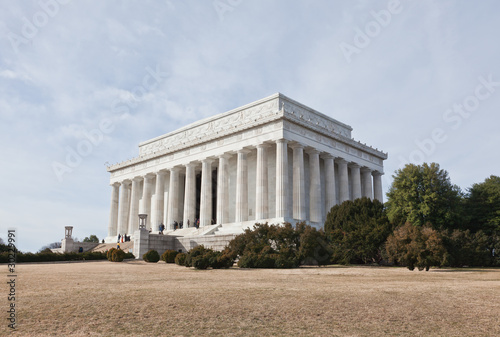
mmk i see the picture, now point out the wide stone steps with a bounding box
[163,224,222,237]
[90,241,134,253]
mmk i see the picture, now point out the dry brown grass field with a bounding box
[2,260,499,337]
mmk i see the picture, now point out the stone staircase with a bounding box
[90,241,134,253]
[213,222,254,235]
[164,224,222,237]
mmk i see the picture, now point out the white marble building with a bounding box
[105,93,387,243]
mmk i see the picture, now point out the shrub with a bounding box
[191,253,212,270]
[297,224,331,266]
[111,249,125,262]
[184,245,210,267]
[441,229,497,267]
[206,249,235,269]
[107,248,116,261]
[237,252,258,268]
[0,250,109,263]
[385,223,446,271]
[213,248,235,269]
[82,251,107,260]
[183,245,235,269]
[229,222,324,268]
[161,249,179,263]
[143,249,160,263]
[325,198,392,264]
[237,251,277,268]
[175,253,186,266]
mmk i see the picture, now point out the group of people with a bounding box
[117,233,130,243]
[148,218,218,234]
[116,233,130,249]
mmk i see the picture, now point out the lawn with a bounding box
[2,261,499,336]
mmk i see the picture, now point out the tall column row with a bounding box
[107,140,385,237]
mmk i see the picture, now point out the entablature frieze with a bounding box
[107,93,387,181]
[283,120,387,164]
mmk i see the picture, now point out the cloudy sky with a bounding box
[1,0,499,253]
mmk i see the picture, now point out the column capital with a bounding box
[237,148,252,155]
[111,182,121,187]
[154,169,168,176]
[219,153,232,160]
[275,138,288,145]
[121,179,132,186]
[169,167,181,173]
[305,148,320,155]
[360,167,372,174]
[202,158,214,164]
[335,158,348,165]
[321,153,335,160]
[185,162,198,168]
[132,176,143,182]
[256,143,271,150]
[289,142,304,150]
[144,173,155,179]
[372,170,384,177]
[350,163,361,169]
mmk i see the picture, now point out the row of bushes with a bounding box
[0,249,135,263]
[141,246,235,269]
[140,222,329,269]
[385,224,499,270]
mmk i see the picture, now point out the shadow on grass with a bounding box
[431,267,500,273]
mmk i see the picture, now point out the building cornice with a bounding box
[107,93,387,172]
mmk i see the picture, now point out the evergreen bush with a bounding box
[175,252,186,266]
[143,249,160,263]
[111,249,125,262]
[106,248,116,261]
[161,249,179,263]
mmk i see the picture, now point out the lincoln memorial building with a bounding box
[105,93,387,244]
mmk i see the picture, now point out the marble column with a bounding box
[200,159,213,227]
[275,139,288,219]
[117,180,131,236]
[183,163,196,227]
[216,154,230,225]
[167,168,180,230]
[307,149,321,223]
[337,158,349,204]
[373,171,384,202]
[361,168,373,200]
[154,171,166,229]
[141,174,154,229]
[351,164,362,200]
[292,144,306,220]
[127,177,141,234]
[236,149,250,222]
[255,144,269,220]
[323,154,336,210]
[108,182,120,237]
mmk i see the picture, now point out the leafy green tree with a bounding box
[441,229,496,267]
[385,223,447,271]
[0,238,10,252]
[386,163,463,230]
[83,235,99,243]
[38,242,61,252]
[463,175,500,235]
[324,197,392,264]
[296,223,332,265]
